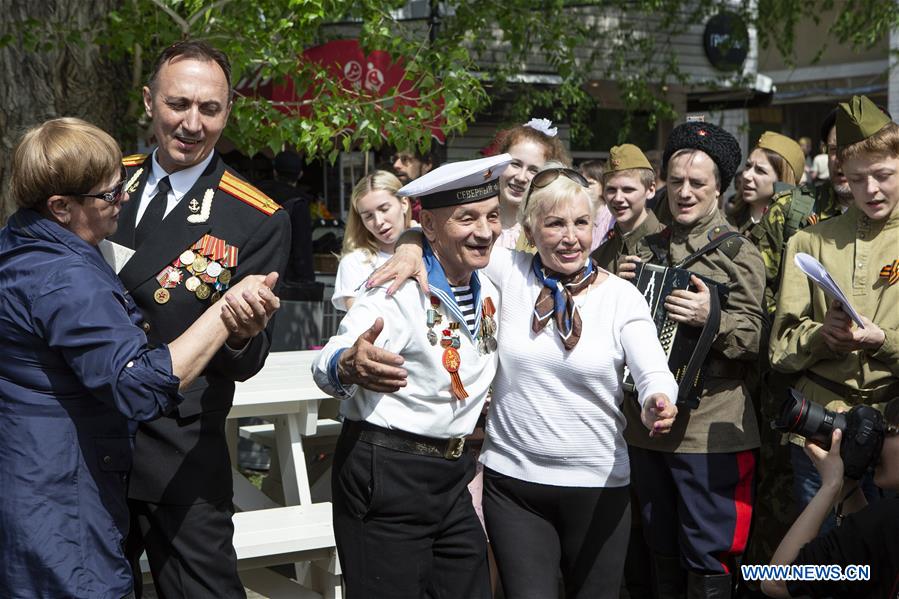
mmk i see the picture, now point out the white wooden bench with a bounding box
[141,503,342,599]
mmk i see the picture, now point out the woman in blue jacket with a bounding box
[0,118,278,599]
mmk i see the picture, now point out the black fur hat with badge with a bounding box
[662,121,742,191]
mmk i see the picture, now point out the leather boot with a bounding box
[687,571,733,599]
[652,553,686,599]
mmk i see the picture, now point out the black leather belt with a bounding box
[806,371,899,404]
[344,420,466,460]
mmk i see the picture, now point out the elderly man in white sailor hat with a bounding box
[313,153,510,599]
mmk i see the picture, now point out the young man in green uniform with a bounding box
[591,143,662,273]
[771,95,899,520]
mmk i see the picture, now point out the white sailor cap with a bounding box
[397,153,512,210]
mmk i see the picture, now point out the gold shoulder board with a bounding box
[122,153,149,167]
[218,171,281,216]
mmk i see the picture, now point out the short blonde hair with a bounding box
[10,117,122,211]
[838,121,899,164]
[341,170,408,259]
[518,161,595,231]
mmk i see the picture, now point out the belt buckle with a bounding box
[444,437,465,460]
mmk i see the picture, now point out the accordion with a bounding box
[623,262,727,409]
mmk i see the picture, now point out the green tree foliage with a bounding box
[5,0,896,162]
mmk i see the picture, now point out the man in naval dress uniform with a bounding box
[313,154,511,599]
[110,40,290,598]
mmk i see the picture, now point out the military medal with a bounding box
[479,297,498,353]
[155,265,183,289]
[191,255,208,274]
[153,288,170,304]
[448,323,462,348]
[210,291,222,303]
[442,347,468,401]
[178,250,195,267]
[426,295,442,346]
[881,259,899,285]
[185,276,201,292]
[218,269,232,285]
[195,283,212,300]
[206,261,223,278]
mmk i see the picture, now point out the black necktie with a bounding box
[135,176,170,247]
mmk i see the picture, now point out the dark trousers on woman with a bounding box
[483,468,630,599]
[332,423,490,599]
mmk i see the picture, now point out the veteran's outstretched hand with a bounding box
[642,394,678,437]
[337,317,408,393]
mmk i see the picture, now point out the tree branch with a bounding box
[150,0,190,36]
[188,0,235,29]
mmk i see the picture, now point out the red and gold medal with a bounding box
[442,347,468,401]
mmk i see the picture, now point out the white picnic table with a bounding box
[222,349,343,598]
[227,349,331,509]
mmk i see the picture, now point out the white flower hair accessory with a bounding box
[524,118,557,137]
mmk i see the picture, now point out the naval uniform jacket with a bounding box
[110,152,290,505]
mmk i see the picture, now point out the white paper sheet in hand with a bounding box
[793,252,865,328]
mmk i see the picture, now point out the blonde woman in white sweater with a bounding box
[368,162,679,599]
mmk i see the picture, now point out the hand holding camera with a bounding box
[772,388,886,480]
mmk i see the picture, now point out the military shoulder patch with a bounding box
[122,153,149,167]
[218,171,281,216]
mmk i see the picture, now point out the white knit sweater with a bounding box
[479,249,678,488]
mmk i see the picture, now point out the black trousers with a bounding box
[125,497,245,599]
[483,468,631,599]
[332,423,490,599]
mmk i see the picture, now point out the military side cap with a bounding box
[607,144,652,173]
[837,95,892,146]
[397,153,512,210]
[757,131,805,182]
[662,121,742,191]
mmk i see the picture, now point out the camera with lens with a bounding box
[772,388,886,480]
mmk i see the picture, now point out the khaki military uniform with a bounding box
[726,203,756,235]
[751,183,846,315]
[770,205,899,413]
[624,208,766,453]
[590,212,662,274]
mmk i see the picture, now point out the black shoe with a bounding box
[687,572,732,599]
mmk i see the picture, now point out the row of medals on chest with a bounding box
[153,249,233,304]
[426,295,498,376]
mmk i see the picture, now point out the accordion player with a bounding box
[624,262,729,409]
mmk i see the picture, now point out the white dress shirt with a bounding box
[134,151,215,225]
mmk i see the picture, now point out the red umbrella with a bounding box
[241,39,446,143]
